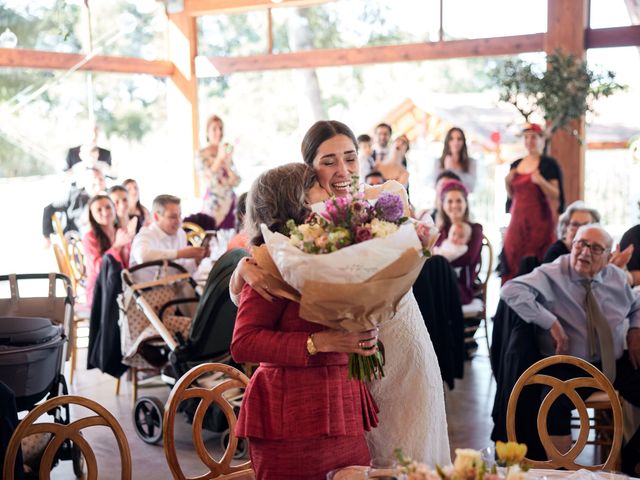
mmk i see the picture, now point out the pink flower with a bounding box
[322,195,351,224]
[355,226,373,243]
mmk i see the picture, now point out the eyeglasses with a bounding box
[572,239,608,256]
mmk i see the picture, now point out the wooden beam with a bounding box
[546,0,589,204]
[184,0,333,16]
[586,141,629,150]
[167,11,201,198]
[585,25,640,49]
[0,47,173,76]
[203,33,544,74]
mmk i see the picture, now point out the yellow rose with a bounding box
[495,441,527,466]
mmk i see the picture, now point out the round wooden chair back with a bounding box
[67,235,87,289]
[53,243,77,295]
[163,363,253,480]
[3,395,132,480]
[506,354,622,471]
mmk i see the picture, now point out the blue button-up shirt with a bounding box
[501,254,640,360]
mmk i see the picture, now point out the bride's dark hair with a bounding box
[246,163,316,246]
[301,120,358,167]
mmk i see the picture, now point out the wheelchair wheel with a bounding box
[221,429,249,459]
[133,396,164,445]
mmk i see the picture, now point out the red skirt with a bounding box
[249,435,370,480]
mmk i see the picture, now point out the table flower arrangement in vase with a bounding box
[395,441,529,480]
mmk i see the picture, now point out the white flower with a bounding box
[453,449,482,476]
[369,218,399,238]
[505,465,526,480]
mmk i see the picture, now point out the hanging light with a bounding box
[0,28,18,48]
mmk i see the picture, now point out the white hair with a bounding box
[575,224,613,250]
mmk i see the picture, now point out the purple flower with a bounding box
[375,192,404,223]
[354,225,373,243]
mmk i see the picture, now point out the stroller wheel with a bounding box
[71,439,85,477]
[221,429,249,459]
[133,396,164,445]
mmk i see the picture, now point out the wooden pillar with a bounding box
[545,0,589,204]
[167,11,200,199]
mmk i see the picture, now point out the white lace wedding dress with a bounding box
[366,289,451,465]
[313,181,451,465]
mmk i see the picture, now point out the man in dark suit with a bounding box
[64,124,113,177]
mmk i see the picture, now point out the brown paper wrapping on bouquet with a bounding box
[252,245,301,303]
[254,245,425,332]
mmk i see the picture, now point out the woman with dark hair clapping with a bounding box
[82,195,135,305]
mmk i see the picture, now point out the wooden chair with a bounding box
[182,222,206,247]
[163,363,254,480]
[3,394,132,480]
[506,355,623,471]
[462,234,493,352]
[52,243,90,386]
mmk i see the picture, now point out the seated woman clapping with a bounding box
[82,195,136,306]
[231,163,379,480]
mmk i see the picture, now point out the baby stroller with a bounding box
[127,249,249,455]
[0,273,84,477]
[118,259,200,412]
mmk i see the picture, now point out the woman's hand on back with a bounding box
[237,257,277,302]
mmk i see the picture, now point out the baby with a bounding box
[434,221,472,262]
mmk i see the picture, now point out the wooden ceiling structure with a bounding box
[1,0,639,201]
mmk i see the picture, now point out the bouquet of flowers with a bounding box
[254,181,439,382]
[395,442,529,480]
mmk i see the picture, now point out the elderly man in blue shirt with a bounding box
[501,224,640,456]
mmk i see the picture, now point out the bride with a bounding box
[230,120,450,466]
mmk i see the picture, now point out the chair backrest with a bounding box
[506,354,622,471]
[53,243,77,295]
[163,363,253,480]
[3,394,132,480]
[51,213,69,257]
[183,248,249,360]
[67,235,87,290]
[182,222,206,247]
[475,234,493,299]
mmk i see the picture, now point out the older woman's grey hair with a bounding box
[557,201,601,239]
[246,163,316,246]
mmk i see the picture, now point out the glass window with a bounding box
[84,1,168,60]
[270,0,440,52]
[198,11,268,57]
[589,0,635,28]
[0,0,82,53]
[442,0,547,39]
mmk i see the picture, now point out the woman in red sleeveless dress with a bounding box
[501,124,565,284]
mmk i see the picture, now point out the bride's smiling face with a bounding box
[312,134,359,197]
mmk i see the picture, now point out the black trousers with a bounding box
[0,381,24,480]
